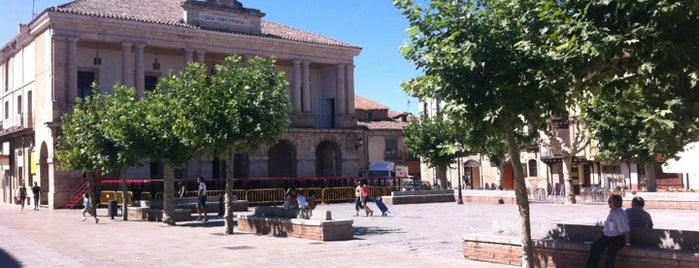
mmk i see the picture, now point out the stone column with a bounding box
[336,64,346,115]
[121,42,134,87]
[66,37,78,103]
[292,60,302,112]
[51,36,67,104]
[134,44,145,98]
[195,49,206,64]
[346,64,356,115]
[302,60,311,113]
[184,47,194,64]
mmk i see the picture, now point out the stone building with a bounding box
[354,96,419,180]
[0,0,362,208]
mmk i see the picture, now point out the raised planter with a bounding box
[462,223,699,267]
[236,207,353,241]
[382,190,455,205]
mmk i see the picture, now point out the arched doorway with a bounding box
[39,142,49,205]
[316,141,341,177]
[268,140,296,177]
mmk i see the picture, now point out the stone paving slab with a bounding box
[1,200,697,268]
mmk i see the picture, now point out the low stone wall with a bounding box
[624,192,699,210]
[236,207,353,241]
[462,223,699,267]
[459,190,516,204]
[381,190,455,205]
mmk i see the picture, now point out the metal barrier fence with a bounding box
[100,191,117,206]
[323,187,354,203]
[246,188,286,205]
[116,191,133,205]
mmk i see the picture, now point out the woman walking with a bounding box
[354,181,363,216]
[361,182,373,217]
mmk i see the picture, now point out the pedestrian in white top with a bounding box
[586,194,630,268]
[196,177,208,222]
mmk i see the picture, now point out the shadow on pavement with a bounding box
[0,248,22,268]
[353,226,405,236]
[175,218,228,228]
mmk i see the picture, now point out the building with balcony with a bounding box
[354,96,420,180]
[0,0,363,208]
[420,97,694,194]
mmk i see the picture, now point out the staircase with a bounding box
[65,180,88,209]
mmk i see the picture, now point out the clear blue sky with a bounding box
[0,0,421,114]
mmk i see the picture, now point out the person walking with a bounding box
[18,184,27,211]
[81,193,99,224]
[31,182,41,211]
[361,182,373,217]
[354,180,363,216]
[196,176,208,222]
[586,194,630,268]
[625,196,653,229]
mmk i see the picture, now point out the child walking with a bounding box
[82,193,99,224]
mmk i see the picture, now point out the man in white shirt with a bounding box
[586,194,631,268]
[196,176,208,222]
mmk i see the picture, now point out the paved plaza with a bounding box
[1,198,698,268]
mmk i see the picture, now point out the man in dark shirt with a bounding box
[31,182,41,211]
[625,196,653,229]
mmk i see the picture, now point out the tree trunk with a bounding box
[120,166,129,221]
[162,162,176,225]
[504,130,534,268]
[223,144,236,235]
[86,172,97,208]
[645,162,657,192]
[562,156,576,204]
[437,166,448,189]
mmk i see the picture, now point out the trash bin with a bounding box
[108,200,118,219]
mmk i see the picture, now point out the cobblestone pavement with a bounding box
[1,199,697,268]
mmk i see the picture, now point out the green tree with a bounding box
[561,1,699,192]
[56,85,118,211]
[99,85,152,220]
[403,115,458,188]
[168,56,291,234]
[395,1,576,266]
[142,79,200,225]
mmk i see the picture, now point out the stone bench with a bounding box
[462,223,699,267]
[236,206,353,241]
[381,190,456,205]
[137,195,249,213]
[127,207,192,222]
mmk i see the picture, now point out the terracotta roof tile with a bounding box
[354,95,388,111]
[358,120,408,131]
[49,0,359,48]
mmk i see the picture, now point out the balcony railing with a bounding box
[384,150,402,160]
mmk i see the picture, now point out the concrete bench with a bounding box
[381,189,455,205]
[137,196,249,213]
[236,206,353,241]
[462,223,699,267]
[127,207,192,222]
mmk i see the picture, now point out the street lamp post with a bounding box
[455,142,464,204]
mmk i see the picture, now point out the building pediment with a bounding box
[182,0,264,34]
